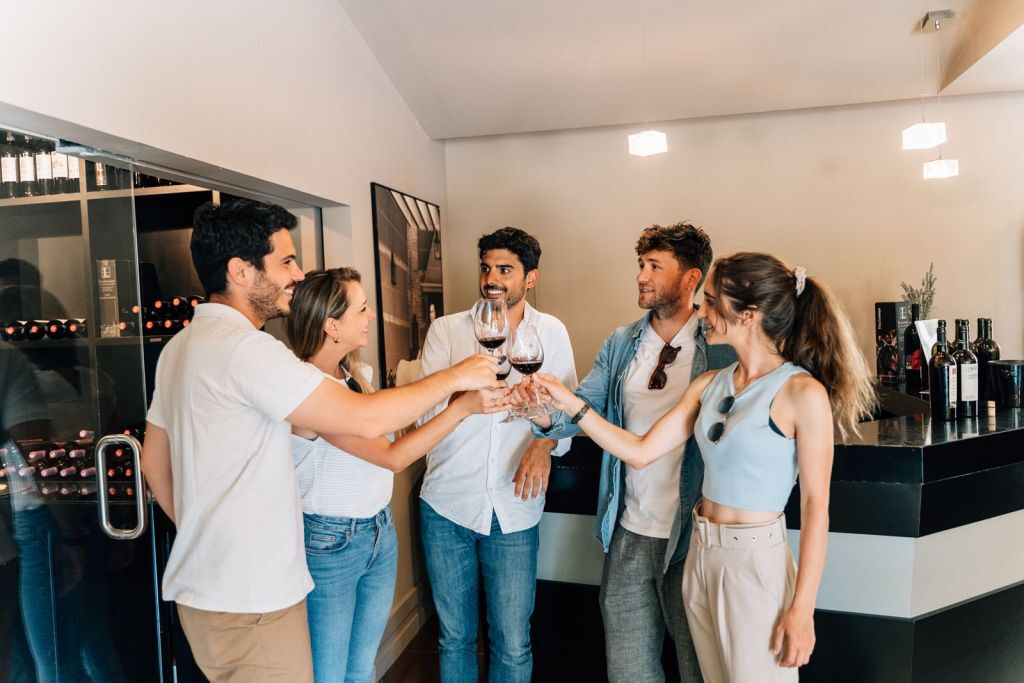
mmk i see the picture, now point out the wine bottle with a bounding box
[929,322,958,421]
[18,137,36,197]
[162,318,182,334]
[1,131,19,198]
[93,162,109,190]
[187,294,205,310]
[45,319,68,339]
[34,139,53,196]
[3,321,26,341]
[975,319,1001,407]
[65,319,86,337]
[59,483,80,497]
[50,150,69,194]
[952,321,978,419]
[904,304,924,394]
[67,155,80,192]
[950,319,967,352]
[25,321,46,341]
[150,299,168,316]
[143,318,161,335]
[167,295,190,316]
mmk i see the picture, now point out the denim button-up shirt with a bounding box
[540,311,736,571]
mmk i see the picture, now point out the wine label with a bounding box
[95,163,108,186]
[1,156,16,182]
[35,154,53,180]
[18,155,35,180]
[948,365,958,410]
[51,152,69,179]
[68,157,80,179]
[960,363,978,401]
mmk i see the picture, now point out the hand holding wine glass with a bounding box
[531,373,584,415]
[507,324,551,419]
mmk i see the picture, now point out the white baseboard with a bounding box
[373,583,434,680]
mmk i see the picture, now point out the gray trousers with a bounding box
[600,524,702,683]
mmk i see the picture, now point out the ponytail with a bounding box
[711,253,876,439]
[782,276,876,439]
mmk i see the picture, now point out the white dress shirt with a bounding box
[418,301,577,535]
[619,314,698,538]
[147,303,325,613]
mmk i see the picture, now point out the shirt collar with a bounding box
[193,302,257,330]
[636,304,703,344]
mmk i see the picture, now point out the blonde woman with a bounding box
[287,268,507,682]
[532,253,874,681]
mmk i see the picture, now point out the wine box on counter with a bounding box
[875,301,910,384]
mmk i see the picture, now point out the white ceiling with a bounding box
[338,0,1024,140]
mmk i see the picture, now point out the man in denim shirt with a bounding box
[539,224,734,682]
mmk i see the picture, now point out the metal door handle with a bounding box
[95,434,148,540]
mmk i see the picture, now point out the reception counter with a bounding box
[788,406,1024,682]
[533,405,1024,681]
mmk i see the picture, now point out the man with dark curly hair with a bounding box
[536,223,735,682]
[417,227,577,683]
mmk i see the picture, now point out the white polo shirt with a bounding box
[620,314,698,538]
[147,303,325,613]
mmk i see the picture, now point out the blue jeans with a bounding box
[419,500,539,683]
[305,507,398,683]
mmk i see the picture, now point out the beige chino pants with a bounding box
[177,599,314,682]
[682,509,798,683]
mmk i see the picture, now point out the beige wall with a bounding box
[445,92,1024,375]
[1,0,445,674]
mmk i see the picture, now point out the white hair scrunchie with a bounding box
[793,266,807,297]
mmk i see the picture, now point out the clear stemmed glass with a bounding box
[473,298,509,359]
[506,324,550,420]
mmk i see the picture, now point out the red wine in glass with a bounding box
[478,336,506,351]
[511,361,543,375]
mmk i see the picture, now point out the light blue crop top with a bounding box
[694,361,809,511]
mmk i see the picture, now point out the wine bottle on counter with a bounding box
[1,131,19,198]
[18,138,36,197]
[950,319,967,352]
[952,320,978,419]
[904,304,924,394]
[974,318,1001,407]
[929,321,958,421]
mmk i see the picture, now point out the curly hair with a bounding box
[478,227,542,273]
[190,199,297,297]
[635,222,713,288]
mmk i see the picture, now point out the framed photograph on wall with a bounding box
[370,182,443,388]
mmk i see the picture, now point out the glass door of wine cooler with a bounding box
[1,125,161,682]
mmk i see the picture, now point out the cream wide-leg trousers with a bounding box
[682,507,799,683]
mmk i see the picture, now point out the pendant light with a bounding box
[628,1,667,156]
[902,11,952,151]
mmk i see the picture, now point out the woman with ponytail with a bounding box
[532,252,874,682]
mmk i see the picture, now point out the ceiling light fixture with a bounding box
[628,1,666,156]
[913,10,958,178]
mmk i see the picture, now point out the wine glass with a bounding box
[473,298,509,358]
[506,324,550,420]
